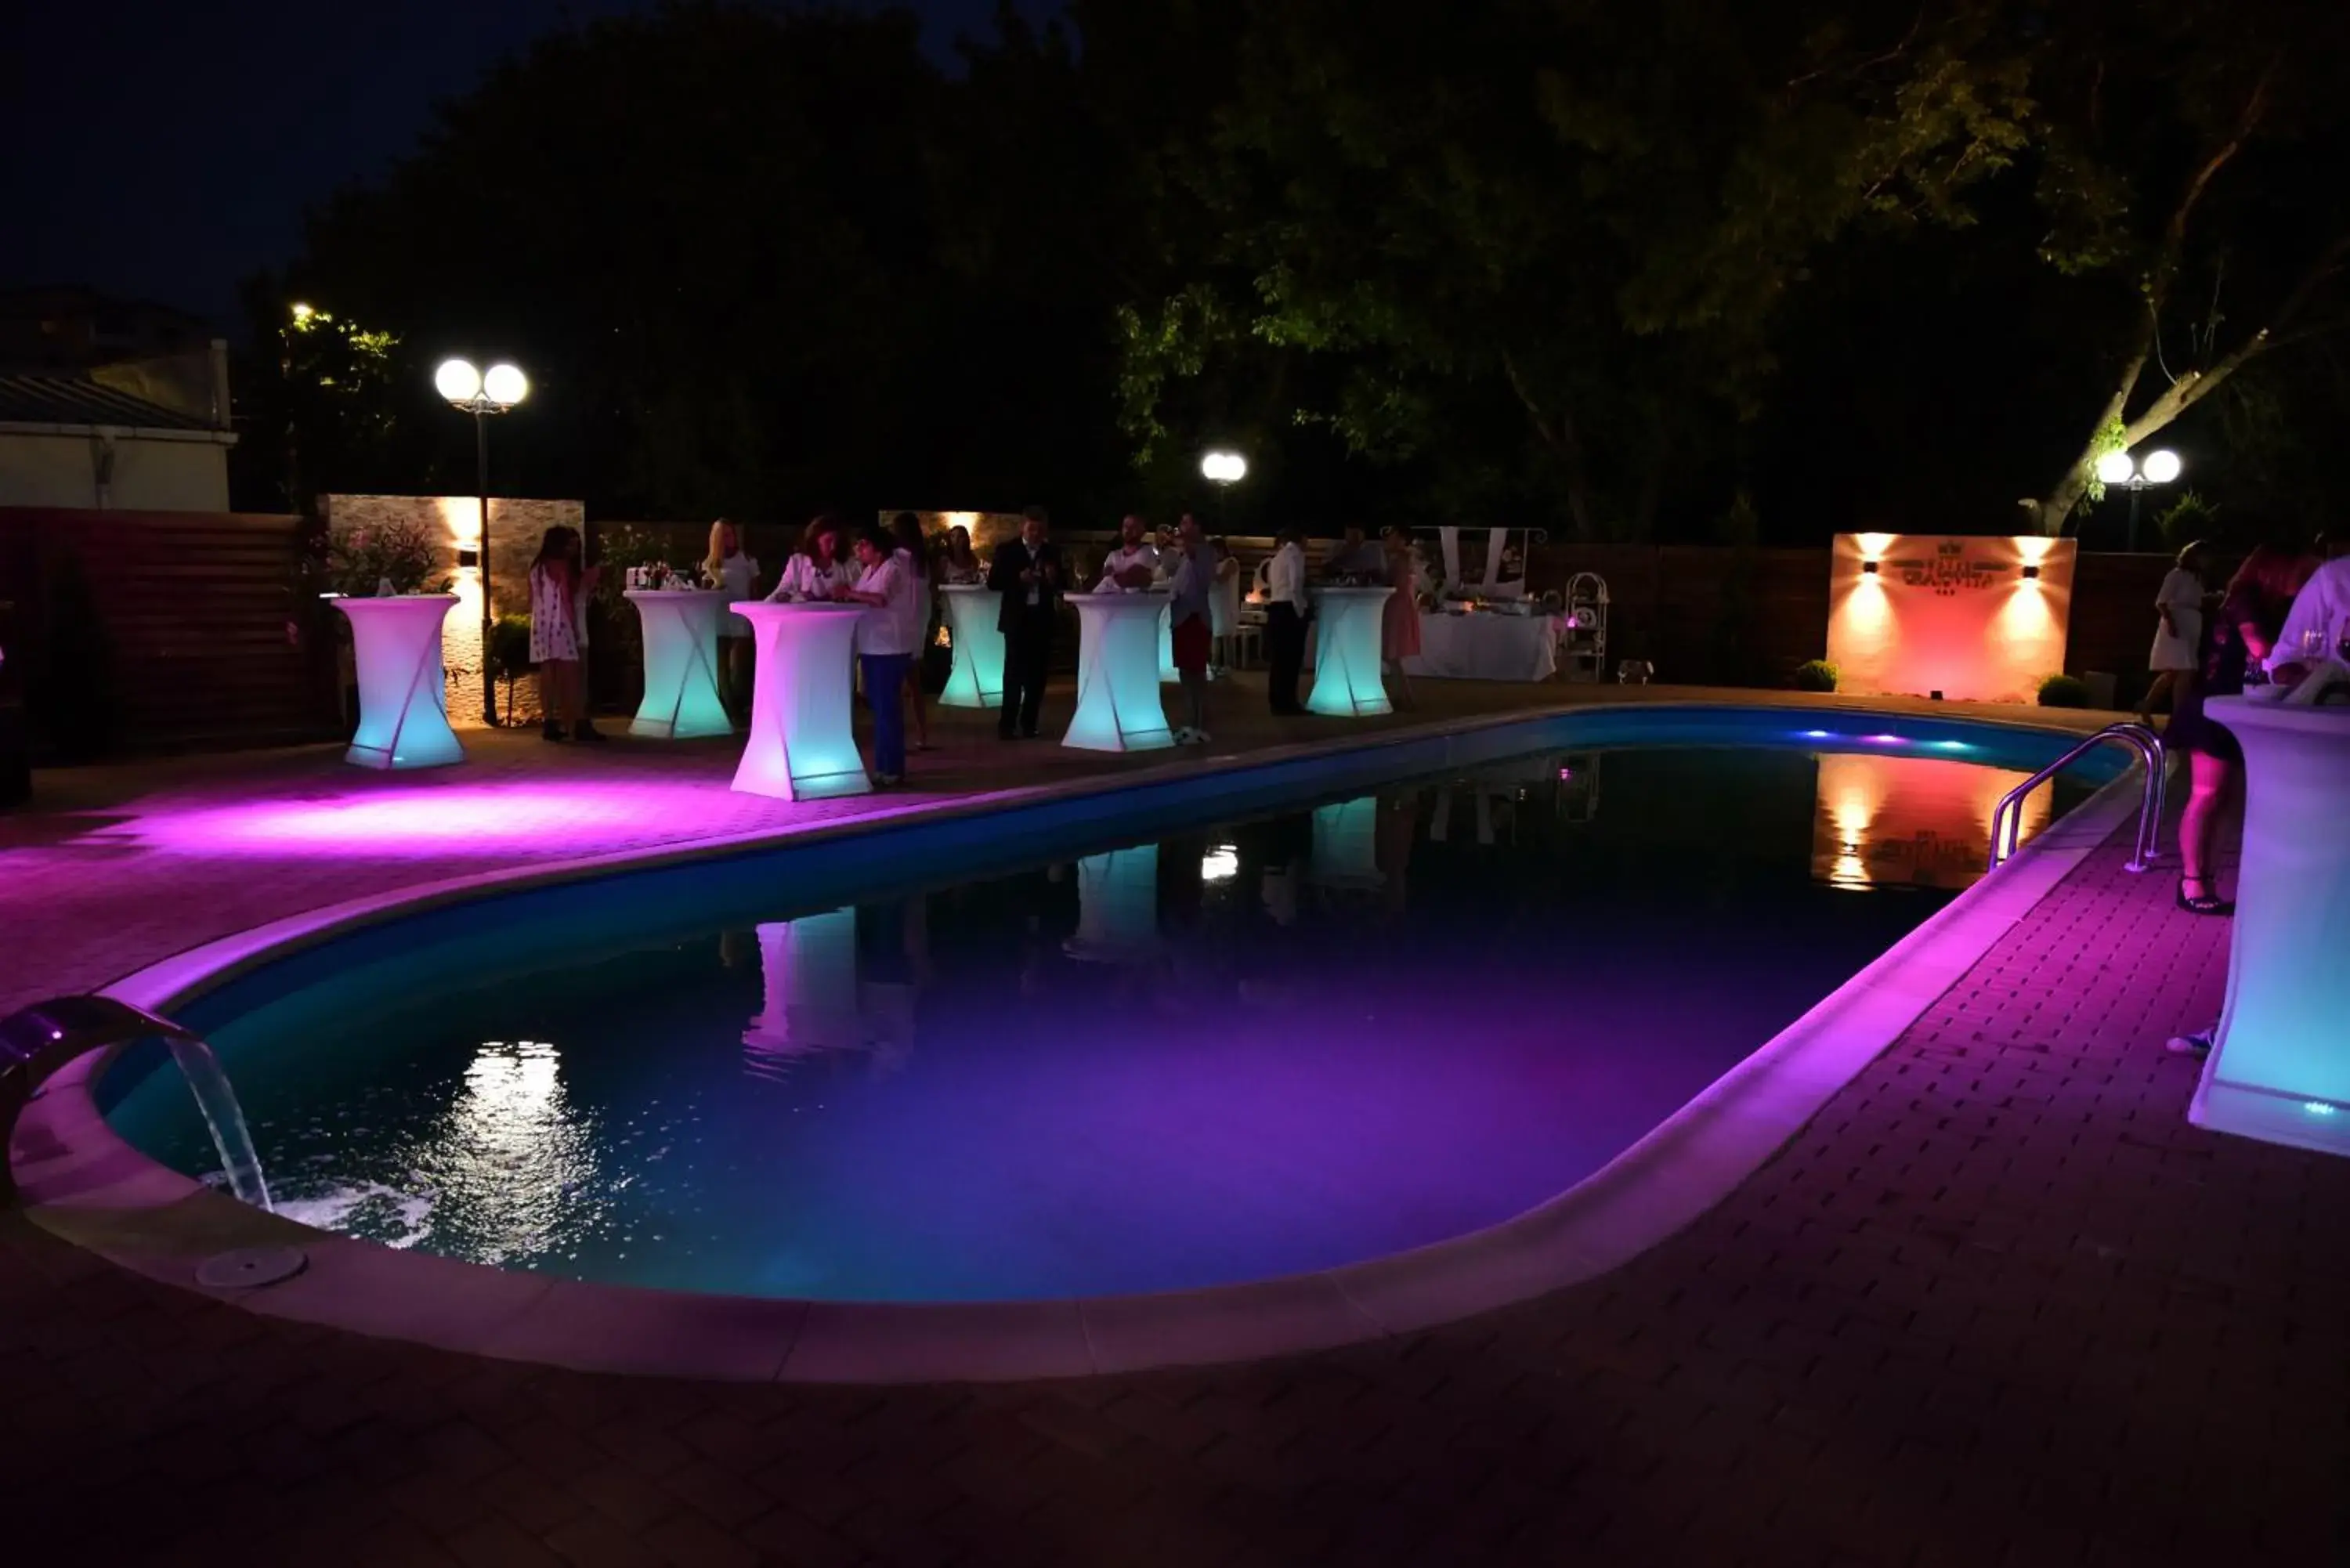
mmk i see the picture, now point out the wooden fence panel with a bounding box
[0,507,338,757]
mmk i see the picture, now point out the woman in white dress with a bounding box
[528,526,602,742]
[703,518,758,722]
[1209,535,1242,674]
[2143,540,2211,724]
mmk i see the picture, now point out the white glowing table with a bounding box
[1063,591,1175,752]
[2191,695,2350,1154]
[1064,847,1162,963]
[334,594,462,770]
[1306,586,1394,717]
[625,589,735,739]
[730,601,870,800]
[936,583,1005,709]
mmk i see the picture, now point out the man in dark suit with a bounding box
[989,505,1065,739]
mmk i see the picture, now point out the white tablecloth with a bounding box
[1402,611,1557,681]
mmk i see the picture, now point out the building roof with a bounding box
[0,373,216,432]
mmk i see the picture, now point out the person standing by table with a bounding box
[1209,533,1242,675]
[2142,540,2211,724]
[1265,526,1311,714]
[989,506,1064,739]
[768,515,855,602]
[843,525,918,786]
[1168,517,1216,744]
[1324,522,1384,580]
[889,511,935,753]
[529,525,605,743]
[2164,542,2316,923]
[1380,525,1421,711]
[941,524,985,585]
[1097,514,1160,590]
[704,517,759,722]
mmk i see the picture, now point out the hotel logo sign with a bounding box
[1890,541,2003,597]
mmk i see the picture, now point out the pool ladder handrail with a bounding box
[1987,721,2166,873]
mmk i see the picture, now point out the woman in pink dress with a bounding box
[1381,526,1420,710]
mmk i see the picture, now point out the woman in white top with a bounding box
[527,525,604,742]
[703,518,758,721]
[890,511,934,752]
[1209,534,1242,674]
[940,524,985,585]
[2143,540,2211,723]
[768,517,857,602]
[841,524,920,785]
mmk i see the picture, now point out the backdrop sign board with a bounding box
[1826,533,2076,703]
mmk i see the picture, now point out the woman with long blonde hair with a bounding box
[704,518,758,722]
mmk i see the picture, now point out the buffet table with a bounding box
[334,594,463,770]
[624,588,734,739]
[1403,607,1558,681]
[2191,694,2350,1155]
[1064,591,1176,752]
[730,600,870,800]
[935,583,1005,709]
[1305,585,1394,717]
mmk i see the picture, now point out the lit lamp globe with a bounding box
[435,358,483,404]
[483,363,530,407]
[2095,450,2138,486]
[2141,449,2182,484]
[1201,450,1247,484]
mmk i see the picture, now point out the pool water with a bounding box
[108,737,2093,1302]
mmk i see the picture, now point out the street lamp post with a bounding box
[435,358,529,725]
[1200,449,1248,529]
[2095,447,2182,553]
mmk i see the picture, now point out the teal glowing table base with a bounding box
[1305,586,1394,717]
[1063,591,1175,753]
[2191,695,2350,1156]
[1064,847,1162,963]
[334,594,463,770]
[731,601,872,800]
[626,589,736,739]
[936,583,1005,709]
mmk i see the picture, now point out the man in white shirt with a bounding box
[1265,527,1311,714]
[842,526,919,785]
[2267,551,2350,684]
[1097,515,1161,591]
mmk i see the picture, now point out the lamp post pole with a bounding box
[435,358,530,728]
[475,406,494,726]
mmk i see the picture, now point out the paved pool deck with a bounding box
[4,681,2345,1566]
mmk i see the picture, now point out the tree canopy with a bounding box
[243,0,2350,548]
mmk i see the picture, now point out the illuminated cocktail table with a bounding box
[935,583,1004,709]
[730,601,870,800]
[334,594,462,770]
[2191,695,2350,1155]
[624,588,734,739]
[1063,591,1175,752]
[1305,585,1394,717]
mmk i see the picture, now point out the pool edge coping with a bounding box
[8,700,2150,1385]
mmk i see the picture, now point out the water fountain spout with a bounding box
[1,995,273,1211]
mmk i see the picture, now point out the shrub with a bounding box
[1794,659,1839,692]
[2037,673,2091,708]
[327,515,445,596]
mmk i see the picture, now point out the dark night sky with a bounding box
[0,0,1054,328]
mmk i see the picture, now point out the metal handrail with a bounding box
[1987,721,2166,873]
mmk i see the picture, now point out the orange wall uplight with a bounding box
[1825,533,2077,703]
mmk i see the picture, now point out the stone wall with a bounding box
[320,493,584,727]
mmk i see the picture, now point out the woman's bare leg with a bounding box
[2178,749,2234,896]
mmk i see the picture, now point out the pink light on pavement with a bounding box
[131,779,799,859]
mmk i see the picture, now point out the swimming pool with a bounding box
[100,708,2120,1306]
